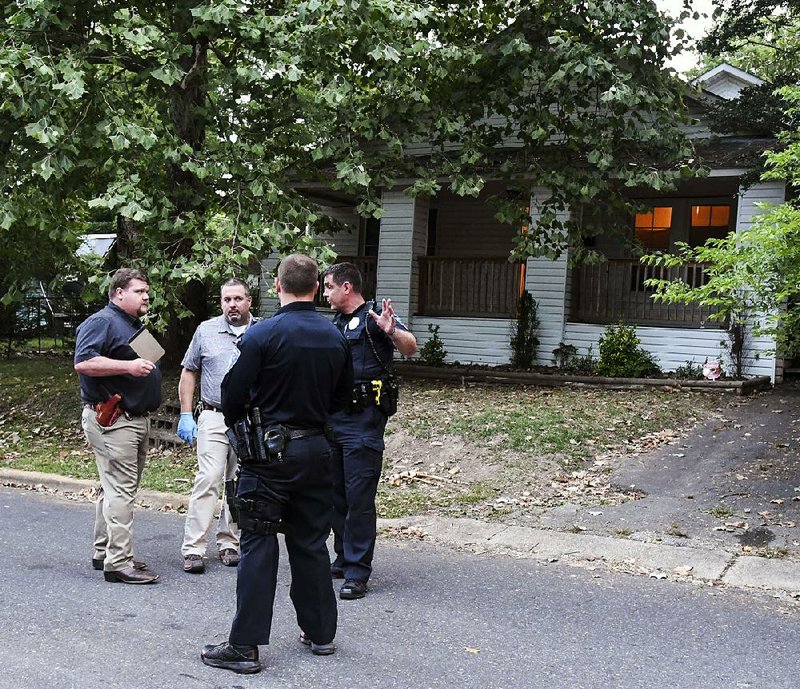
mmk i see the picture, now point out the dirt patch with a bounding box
[381,428,645,526]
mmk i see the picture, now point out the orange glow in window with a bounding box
[692,205,730,227]
[635,207,672,230]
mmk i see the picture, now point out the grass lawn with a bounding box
[0,355,196,494]
[0,356,726,517]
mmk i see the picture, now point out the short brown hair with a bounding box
[277,254,319,296]
[108,268,148,300]
[323,262,363,294]
[221,277,250,297]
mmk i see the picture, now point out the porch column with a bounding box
[736,179,786,382]
[525,187,570,366]
[375,190,429,325]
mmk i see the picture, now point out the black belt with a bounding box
[282,426,325,440]
[202,401,222,412]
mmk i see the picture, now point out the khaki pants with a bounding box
[181,409,239,557]
[81,407,150,571]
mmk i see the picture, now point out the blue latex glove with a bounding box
[177,412,197,444]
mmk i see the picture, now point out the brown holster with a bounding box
[96,393,123,427]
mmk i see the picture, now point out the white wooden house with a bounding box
[264,64,786,381]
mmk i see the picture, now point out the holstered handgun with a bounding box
[224,478,239,524]
[96,393,123,427]
[225,418,254,462]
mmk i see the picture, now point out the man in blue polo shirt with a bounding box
[74,268,162,585]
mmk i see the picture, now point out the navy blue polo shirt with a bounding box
[74,302,162,415]
[221,301,353,428]
[332,301,407,384]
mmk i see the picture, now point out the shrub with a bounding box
[552,342,577,368]
[510,291,540,368]
[419,324,447,366]
[596,322,660,378]
[674,360,703,379]
[552,342,596,374]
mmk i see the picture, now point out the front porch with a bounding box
[311,177,781,379]
[570,259,722,328]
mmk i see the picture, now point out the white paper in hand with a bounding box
[128,327,165,364]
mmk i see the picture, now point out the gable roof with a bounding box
[691,63,765,100]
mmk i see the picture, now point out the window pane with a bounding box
[690,204,732,247]
[710,206,730,226]
[691,205,710,227]
[636,207,672,230]
[635,211,654,229]
[652,207,672,230]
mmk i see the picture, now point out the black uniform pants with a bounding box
[228,435,337,646]
[330,405,387,583]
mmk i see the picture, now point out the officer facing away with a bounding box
[201,254,353,675]
[323,263,417,600]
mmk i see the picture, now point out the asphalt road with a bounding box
[1,487,799,689]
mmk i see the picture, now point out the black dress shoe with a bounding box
[93,558,147,571]
[330,562,344,579]
[298,631,336,656]
[104,566,159,584]
[339,579,367,600]
[201,642,261,674]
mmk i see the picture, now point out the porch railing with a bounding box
[571,259,722,327]
[418,257,525,317]
[315,256,378,307]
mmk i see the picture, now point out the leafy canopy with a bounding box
[643,0,800,359]
[0,0,694,328]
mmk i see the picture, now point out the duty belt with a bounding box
[201,401,222,412]
[281,426,326,440]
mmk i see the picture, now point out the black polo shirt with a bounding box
[221,301,353,428]
[74,302,162,415]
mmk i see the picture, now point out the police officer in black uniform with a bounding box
[322,263,417,600]
[201,254,353,675]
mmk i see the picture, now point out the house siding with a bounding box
[562,322,776,379]
[525,188,570,365]
[376,190,427,324]
[320,205,360,256]
[412,316,512,365]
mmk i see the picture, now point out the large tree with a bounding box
[644,0,800,364]
[0,0,695,350]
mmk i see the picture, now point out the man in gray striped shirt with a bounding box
[176,278,257,574]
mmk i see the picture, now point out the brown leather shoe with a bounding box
[104,566,159,584]
[219,549,240,567]
[184,554,205,573]
[92,558,147,571]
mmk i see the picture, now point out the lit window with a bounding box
[635,207,672,250]
[690,205,731,246]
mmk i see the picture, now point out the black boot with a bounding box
[201,642,261,674]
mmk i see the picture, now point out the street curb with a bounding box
[378,515,800,595]
[0,468,190,511]
[3,468,798,595]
